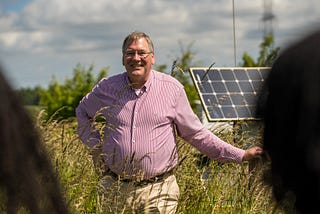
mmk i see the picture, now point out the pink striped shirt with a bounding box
[76,70,245,179]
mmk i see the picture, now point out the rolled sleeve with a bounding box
[76,82,106,148]
[174,88,245,163]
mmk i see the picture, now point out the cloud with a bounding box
[0,0,320,88]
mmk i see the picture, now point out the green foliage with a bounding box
[154,64,167,73]
[155,41,200,112]
[16,86,43,105]
[39,64,108,120]
[241,33,280,67]
[173,41,201,112]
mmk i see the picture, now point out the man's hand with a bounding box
[242,146,263,161]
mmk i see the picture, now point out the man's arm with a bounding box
[174,88,262,163]
[76,103,101,148]
[76,100,106,174]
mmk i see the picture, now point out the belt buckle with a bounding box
[136,170,172,186]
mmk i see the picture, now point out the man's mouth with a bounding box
[130,64,143,69]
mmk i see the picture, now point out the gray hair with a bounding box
[122,31,154,53]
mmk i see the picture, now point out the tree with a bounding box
[155,41,201,112]
[16,86,43,106]
[39,64,108,120]
[241,33,280,67]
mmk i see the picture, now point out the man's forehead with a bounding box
[125,38,148,49]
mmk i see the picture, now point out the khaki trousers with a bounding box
[99,173,180,214]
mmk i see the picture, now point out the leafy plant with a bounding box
[241,33,280,67]
[39,64,108,120]
[155,41,201,113]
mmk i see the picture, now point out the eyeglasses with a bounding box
[124,50,153,59]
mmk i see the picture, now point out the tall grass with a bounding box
[35,113,281,214]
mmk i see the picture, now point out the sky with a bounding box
[0,0,320,89]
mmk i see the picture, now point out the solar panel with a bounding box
[189,67,270,122]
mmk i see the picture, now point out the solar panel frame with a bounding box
[189,67,270,122]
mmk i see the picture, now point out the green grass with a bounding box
[36,117,283,213]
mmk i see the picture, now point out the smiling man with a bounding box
[122,34,155,89]
[76,31,262,213]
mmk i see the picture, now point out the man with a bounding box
[76,31,262,213]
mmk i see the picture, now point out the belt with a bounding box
[104,169,174,186]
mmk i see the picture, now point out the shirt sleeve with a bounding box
[75,85,103,148]
[173,88,245,163]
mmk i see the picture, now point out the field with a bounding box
[36,112,283,214]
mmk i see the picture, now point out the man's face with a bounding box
[122,38,155,86]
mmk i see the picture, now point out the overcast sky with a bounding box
[0,0,320,88]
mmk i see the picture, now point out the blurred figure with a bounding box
[0,66,69,214]
[258,30,320,213]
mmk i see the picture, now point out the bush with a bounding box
[39,64,108,120]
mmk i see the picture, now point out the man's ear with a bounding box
[151,53,155,65]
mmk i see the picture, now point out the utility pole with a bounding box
[262,0,275,36]
[232,0,237,66]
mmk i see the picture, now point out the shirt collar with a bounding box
[124,70,154,93]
